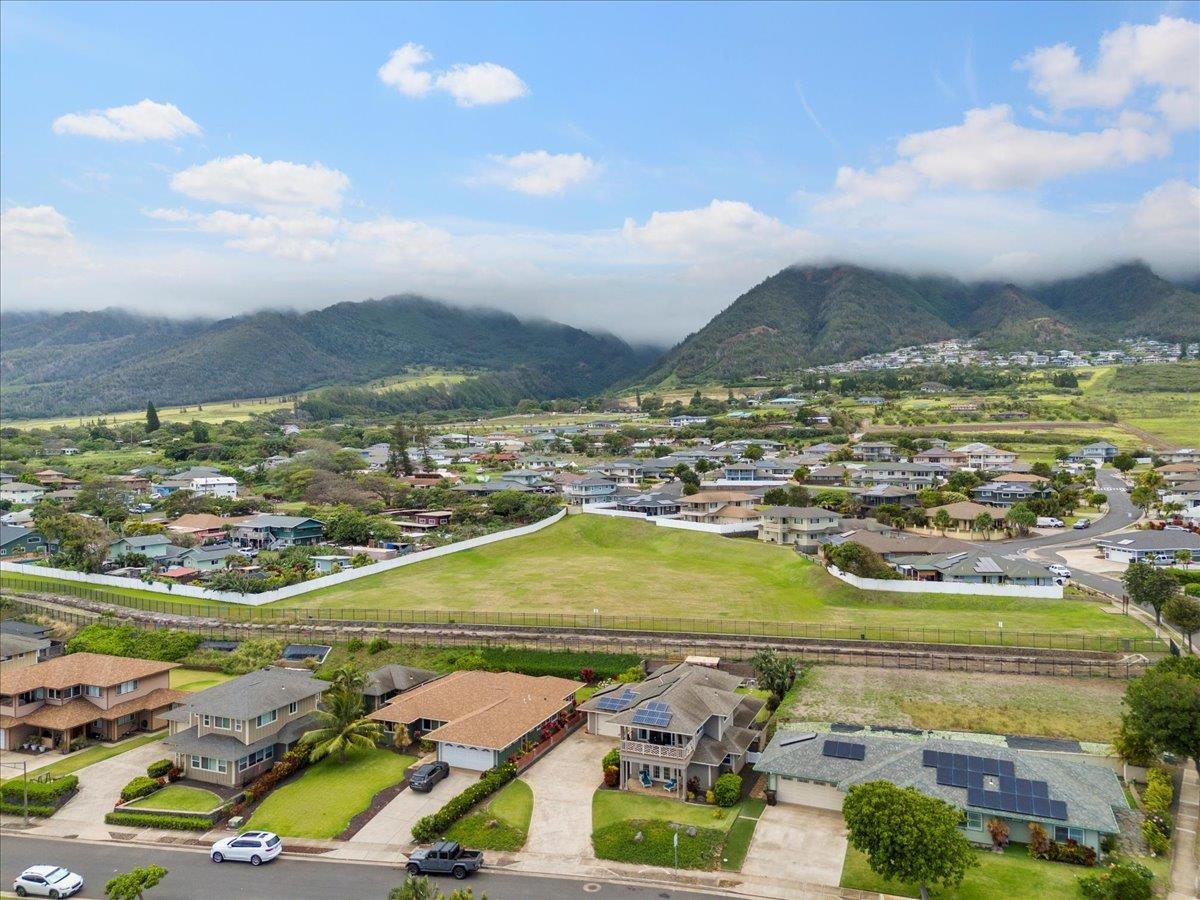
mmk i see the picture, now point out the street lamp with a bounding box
[0,760,29,826]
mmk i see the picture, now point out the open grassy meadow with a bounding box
[1082,364,1200,448]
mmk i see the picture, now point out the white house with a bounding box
[1095,531,1200,564]
[668,415,708,428]
[955,442,1019,471]
[0,483,46,506]
[189,476,239,499]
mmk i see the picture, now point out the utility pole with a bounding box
[0,760,29,825]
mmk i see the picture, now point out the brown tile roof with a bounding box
[719,506,764,519]
[0,653,178,695]
[679,490,758,504]
[369,670,582,751]
[929,501,1007,522]
[166,513,252,533]
[21,688,188,731]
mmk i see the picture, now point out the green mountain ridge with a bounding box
[643,262,1200,384]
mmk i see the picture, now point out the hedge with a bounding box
[1,775,78,804]
[412,763,517,842]
[65,622,202,662]
[1167,569,1200,587]
[120,776,162,802]
[1,801,57,817]
[104,810,214,831]
[147,759,174,779]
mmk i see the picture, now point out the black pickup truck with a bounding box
[405,841,484,879]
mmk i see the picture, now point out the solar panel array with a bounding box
[631,701,673,727]
[822,739,866,760]
[921,750,1067,820]
[595,687,638,712]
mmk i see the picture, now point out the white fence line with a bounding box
[827,565,1064,599]
[0,510,567,607]
[578,505,760,534]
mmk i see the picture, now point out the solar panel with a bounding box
[631,705,673,727]
[822,740,867,760]
[1032,782,1049,798]
[922,749,938,767]
[595,687,638,711]
[1048,800,1068,820]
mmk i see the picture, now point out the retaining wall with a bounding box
[827,565,1065,599]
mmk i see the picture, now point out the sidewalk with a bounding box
[1169,765,1198,900]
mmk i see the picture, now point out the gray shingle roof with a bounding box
[364,665,439,697]
[167,668,328,720]
[164,713,317,760]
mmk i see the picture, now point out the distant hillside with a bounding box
[0,297,657,419]
[643,262,1200,383]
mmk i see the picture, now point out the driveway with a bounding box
[521,731,611,862]
[348,771,476,845]
[52,740,171,833]
[740,803,847,887]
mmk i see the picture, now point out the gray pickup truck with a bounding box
[405,841,484,879]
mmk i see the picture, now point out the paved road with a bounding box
[994,469,1138,553]
[0,834,730,900]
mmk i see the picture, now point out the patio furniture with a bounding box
[639,770,653,788]
[663,777,678,792]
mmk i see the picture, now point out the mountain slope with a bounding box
[0,297,655,419]
[644,262,1199,384]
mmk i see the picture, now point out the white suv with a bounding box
[1047,564,1072,578]
[210,831,283,866]
[13,866,84,898]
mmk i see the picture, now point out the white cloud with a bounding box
[479,151,597,196]
[1017,16,1199,131]
[170,155,350,212]
[1131,179,1200,238]
[0,205,79,256]
[622,199,823,261]
[377,43,528,107]
[52,99,201,141]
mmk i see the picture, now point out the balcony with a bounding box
[620,736,696,760]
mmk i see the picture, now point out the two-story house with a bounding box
[107,533,184,562]
[758,506,842,551]
[564,476,619,506]
[851,442,901,462]
[971,479,1053,508]
[231,515,326,549]
[1068,441,1120,462]
[849,462,944,491]
[676,490,762,526]
[718,460,795,484]
[0,653,185,751]
[580,663,765,798]
[163,668,329,787]
[189,476,240,498]
[955,443,1019,471]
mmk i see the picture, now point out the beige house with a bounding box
[0,653,185,752]
[758,505,842,551]
[0,632,48,675]
[163,668,329,787]
[677,490,761,525]
[928,500,1007,536]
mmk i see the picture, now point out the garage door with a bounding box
[590,713,621,738]
[438,743,497,772]
[776,778,843,810]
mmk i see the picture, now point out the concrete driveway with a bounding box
[740,803,848,887]
[521,731,612,862]
[53,740,172,834]
[349,771,476,845]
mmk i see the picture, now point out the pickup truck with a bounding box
[405,841,484,879]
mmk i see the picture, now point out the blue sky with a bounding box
[2,1,1197,341]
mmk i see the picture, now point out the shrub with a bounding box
[0,801,57,817]
[147,759,174,779]
[346,637,365,652]
[712,773,741,808]
[1142,818,1170,855]
[104,811,212,831]
[120,776,161,802]
[601,748,621,772]
[603,766,619,788]
[616,665,644,683]
[367,637,391,654]
[1099,833,1120,855]
[65,622,202,662]
[705,789,716,805]
[1078,859,1154,900]
[411,763,517,842]
[1,775,79,805]
[1028,822,1051,857]
[1143,768,1173,815]
[986,818,1010,849]
[580,666,595,683]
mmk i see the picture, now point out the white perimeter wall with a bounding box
[579,505,759,535]
[827,565,1064,599]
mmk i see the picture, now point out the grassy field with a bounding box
[126,785,222,812]
[170,668,237,692]
[0,571,230,611]
[245,748,415,839]
[1083,364,1200,448]
[285,516,1152,644]
[783,666,1126,742]
[444,778,534,851]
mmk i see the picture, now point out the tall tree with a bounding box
[1164,594,1200,652]
[932,509,952,535]
[842,781,977,900]
[972,512,995,539]
[389,421,413,477]
[145,401,161,433]
[412,424,433,470]
[1121,656,1200,773]
[300,688,384,764]
[1005,503,1037,536]
[1123,561,1179,624]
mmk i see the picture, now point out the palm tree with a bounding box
[328,663,366,694]
[299,688,383,764]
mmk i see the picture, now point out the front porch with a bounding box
[620,757,685,799]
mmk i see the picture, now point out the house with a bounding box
[159,566,201,583]
[676,490,762,526]
[805,465,849,485]
[165,513,252,543]
[412,510,453,527]
[499,469,549,487]
[452,478,537,496]
[971,479,1053,508]
[0,483,46,506]
[914,448,967,468]
[1095,531,1200,564]
[163,668,329,787]
[178,542,244,571]
[955,443,1018,471]
[927,501,1008,534]
[564,476,619,506]
[0,472,14,484]
[756,732,1125,855]
[1069,441,1120,462]
[580,663,764,798]
[32,469,73,486]
[0,653,186,751]
[0,525,47,558]
[231,515,325,549]
[718,459,795,484]
[806,442,845,460]
[1,632,49,675]
[593,459,645,485]
[107,533,186,562]
[362,665,439,712]
[850,463,943,491]
[614,492,682,517]
[667,415,709,427]
[1158,449,1200,464]
[858,484,919,509]
[852,442,901,462]
[0,620,60,663]
[758,506,842,551]
[891,550,1057,586]
[825,530,973,560]
[368,670,582,771]
[189,476,239,499]
[311,554,354,573]
[114,474,152,494]
[1162,481,1200,522]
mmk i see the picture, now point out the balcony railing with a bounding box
[621,737,696,760]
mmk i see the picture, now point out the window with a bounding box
[117,679,138,695]
[84,685,101,698]
[213,716,232,730]
[117,713,136,725]
[288,700,298,715]
[202,714,211,727]
[255,709,278,728]
[189,755,228,773]
[234,719,242,732]
[965,811,983,831]
[1055,826,1084,844]
[237,746,274,771]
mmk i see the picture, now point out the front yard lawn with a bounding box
[444,779,533,851]
[126,785,222,812]
[245,748,414,839]
[6,731,166,782]
[593,790,739,830]
[592,789,742,871]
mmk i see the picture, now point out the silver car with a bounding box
[13,866,84,898]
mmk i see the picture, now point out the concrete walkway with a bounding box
[519,730,609,863]
[1169,764,1199,900]
[344,770,475,846]
[51,740,171,837]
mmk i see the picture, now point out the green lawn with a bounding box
[592,789,743,871]
[170,668,237,692]
[4,731,167,782]
[0,571,229,611]
[245,748,415,839]
[126,785,222,812]
[593,789,739,830]
[444,779,533,851]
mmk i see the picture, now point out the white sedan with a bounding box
[210,831,283,866]
[13,866,84,898]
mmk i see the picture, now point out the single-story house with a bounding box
[1,632,50,675]
[928,501,1007,534]
[0,483,46,505]
[311,554,354,573]
[107,534,186,561]
[824,529,973,560]
[614,492,682,517]
[891,550,1058,586]
[178,543,244,571]
[368,670,582,771]
[0,525,47,558]
[362,664,440,712]
[1095,531,1200,564]
[756,731,1125,855]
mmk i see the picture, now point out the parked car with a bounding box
[405,841,484,879]
[1036,517,1065,528]
[1047,564,1072,578]
[210,831,282,866]
[1163,525,1187,531]
[409,761,450,792]
[13,865,84,898]
[1072,519,1091,529]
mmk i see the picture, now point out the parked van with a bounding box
[1036,517,1065,528]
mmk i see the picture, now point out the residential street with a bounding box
[0,834,730,899]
